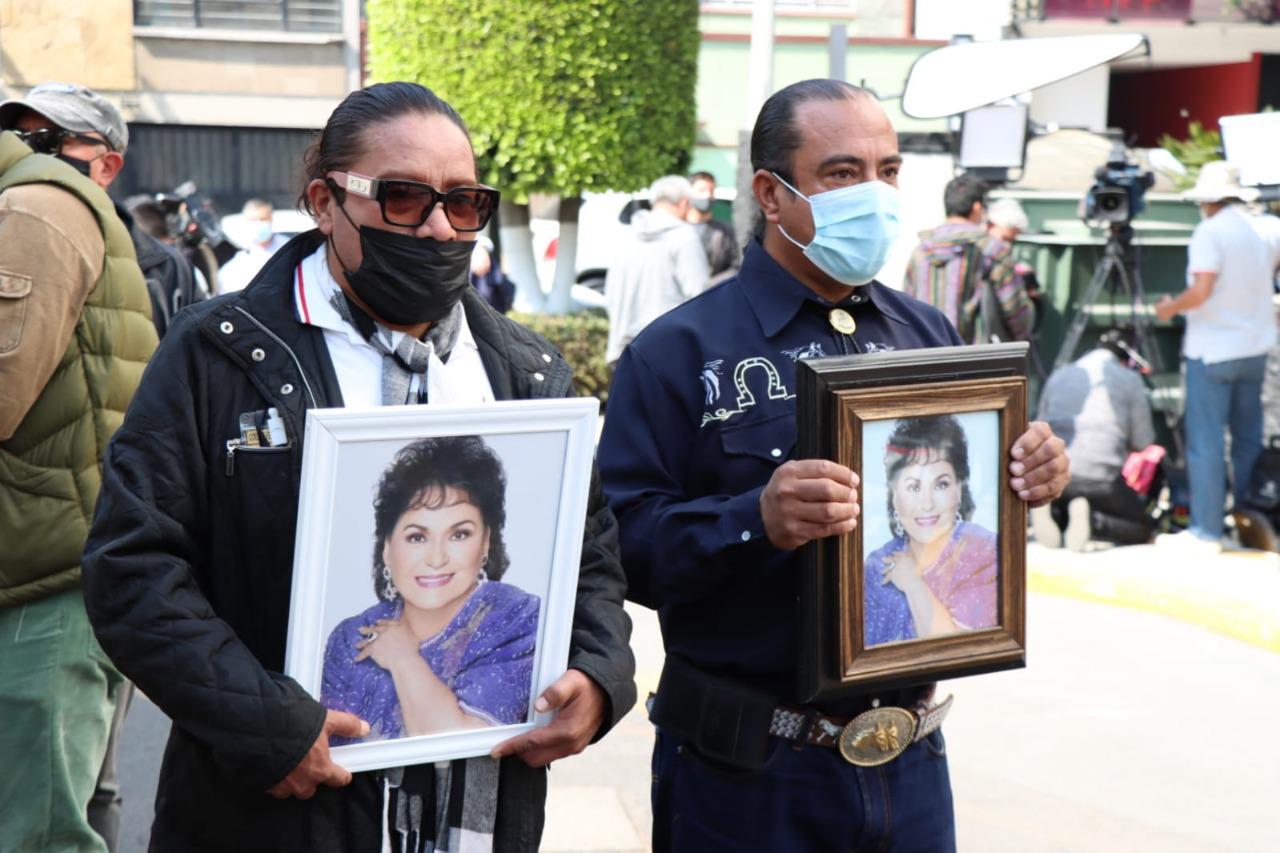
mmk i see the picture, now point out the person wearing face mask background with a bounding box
[80,82,634,852]
[0,82,205,341]
[217,198,291,294]
[0,82,157,852]
[599,79,1069,852]
[685,170,739,284]
[604,174,710,365]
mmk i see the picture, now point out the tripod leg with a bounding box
[1054,252,1119,371]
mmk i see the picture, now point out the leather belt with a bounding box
[768,695,954,767]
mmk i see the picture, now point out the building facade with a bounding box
[0,0,360,211]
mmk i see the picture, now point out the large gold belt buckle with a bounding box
[836,706,917,767]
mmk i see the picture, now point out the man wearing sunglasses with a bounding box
[0,83,205,341]
[0,81,158,852]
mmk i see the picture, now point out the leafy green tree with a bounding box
[368,0,701,312]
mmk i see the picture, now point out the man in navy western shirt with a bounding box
[599,80,1070,853]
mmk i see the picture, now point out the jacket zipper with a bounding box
[225,438,290,476]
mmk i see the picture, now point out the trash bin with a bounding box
[1003,193,1196,449]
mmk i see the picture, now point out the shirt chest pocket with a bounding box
[717,412,796,468]
[0,272,33,353]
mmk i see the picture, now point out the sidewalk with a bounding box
[1025,540,1280,653]
[541,539,1280,852]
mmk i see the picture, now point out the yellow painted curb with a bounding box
[1027,543,1280,653]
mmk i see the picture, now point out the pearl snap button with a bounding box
[740,531,751,542]
[770,448,782,458]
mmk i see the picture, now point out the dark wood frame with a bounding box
[796,343,1029,702]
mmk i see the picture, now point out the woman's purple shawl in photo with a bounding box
[320,580,541,745]
[862,520,998,647]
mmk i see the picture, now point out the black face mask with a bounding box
[55,153,93,178]
[331,202,473,326]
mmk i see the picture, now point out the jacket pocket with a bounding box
[223,439,291,477]
[717,411,795,465]
[0,271,33,353]
[0,447,90,590]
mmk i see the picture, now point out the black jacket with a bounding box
[115,201,204,339]
[82,231,635,852]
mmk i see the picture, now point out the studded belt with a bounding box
[768,695,954,767]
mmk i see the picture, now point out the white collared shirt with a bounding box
[1184,204,1277,364]
[219,233,291,294]
[293,244,494,407]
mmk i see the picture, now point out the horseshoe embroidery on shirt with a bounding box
[701,356,795,427]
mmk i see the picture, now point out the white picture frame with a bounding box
[284,398,599,772]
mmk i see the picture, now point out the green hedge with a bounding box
[367,0,701,200]
[511,310,612,405]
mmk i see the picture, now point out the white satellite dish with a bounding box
[901,33,1149,119]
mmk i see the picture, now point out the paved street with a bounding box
[119,545,1280,852]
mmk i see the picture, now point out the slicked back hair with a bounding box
[298,81,473,216]
[749,79,871,238]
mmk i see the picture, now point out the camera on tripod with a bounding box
[1083,143,1156,225]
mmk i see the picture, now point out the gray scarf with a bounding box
[328,293,464,405]
[328,292,499,852]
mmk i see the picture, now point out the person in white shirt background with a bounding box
[217,198,290,293]
[1155,161,1279,553]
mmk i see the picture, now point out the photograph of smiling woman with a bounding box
[861,415,998,647]
[320,435,540,744]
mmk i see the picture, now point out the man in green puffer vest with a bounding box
[0,82,157,852]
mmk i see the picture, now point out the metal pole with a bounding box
[735,0,776,251]
[829,24,847,82]
[746,0,776,121]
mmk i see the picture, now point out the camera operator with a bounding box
[125,194,213,307]
[1032,329,1158,550]
[156,185,229,293]
[1154,161,1277,554]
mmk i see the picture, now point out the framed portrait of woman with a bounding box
[283,399,598,772]
[796,343,1028,702]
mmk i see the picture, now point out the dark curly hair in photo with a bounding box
[371,435,511,599]
[884,415,976,528]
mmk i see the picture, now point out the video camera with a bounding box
[155,181,225,248]
[1083,144,1155,226]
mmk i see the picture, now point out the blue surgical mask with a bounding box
[250,220,274,245]
[772,174,900,287]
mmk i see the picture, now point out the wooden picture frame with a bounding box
[796,343,1029,702]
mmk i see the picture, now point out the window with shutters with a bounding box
[135,0,343,34]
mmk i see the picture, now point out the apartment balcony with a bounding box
[1009,0,1280,68]
[1011,0,1278,24]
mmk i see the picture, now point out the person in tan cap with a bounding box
[0,81,157,851]
[1155,161,1279,553]
[0,82,204,342]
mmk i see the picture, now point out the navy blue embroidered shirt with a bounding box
[598,240,962,705]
